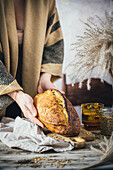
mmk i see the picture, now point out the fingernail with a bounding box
[33,113,36,117]
[41,124,44,128]
[61,91,65,94]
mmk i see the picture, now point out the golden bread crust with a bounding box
[34,89,80,136]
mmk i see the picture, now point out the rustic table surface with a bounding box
[0,130,113,170]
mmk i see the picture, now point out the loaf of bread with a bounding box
[34,89,80,136]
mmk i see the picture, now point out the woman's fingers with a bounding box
[23,105,44,127]
[38,73,65,94]
[25,98,37,117]
[14,91,44,127]
[38,79,65,94]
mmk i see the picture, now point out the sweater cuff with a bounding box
[41,63,63,82]
[0,79,23,95]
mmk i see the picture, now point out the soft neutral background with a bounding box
[53,0,113,122]
[54,0,113,90]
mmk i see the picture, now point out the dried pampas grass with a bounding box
[67,11,113,90]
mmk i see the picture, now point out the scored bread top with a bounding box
[34,89,80,136]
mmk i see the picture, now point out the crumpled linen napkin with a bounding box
[0,116,74,153]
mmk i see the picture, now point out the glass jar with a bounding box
[100,107,113,136]
[81,103,104,131]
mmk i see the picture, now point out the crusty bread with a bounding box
[34,89,80,136]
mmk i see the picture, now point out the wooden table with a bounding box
[0,131,113,170]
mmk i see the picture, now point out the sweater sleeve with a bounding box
[0,46,23,113]
[41,1,64,82]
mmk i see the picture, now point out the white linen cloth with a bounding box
[0,116,74,153]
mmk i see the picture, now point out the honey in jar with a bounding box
[81,103,104,130]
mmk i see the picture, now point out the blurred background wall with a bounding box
[54,0,112,90]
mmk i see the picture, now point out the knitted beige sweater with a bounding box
[0,0,64,114]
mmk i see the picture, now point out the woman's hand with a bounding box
[38,72,64,94]
[8,90,44,127]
